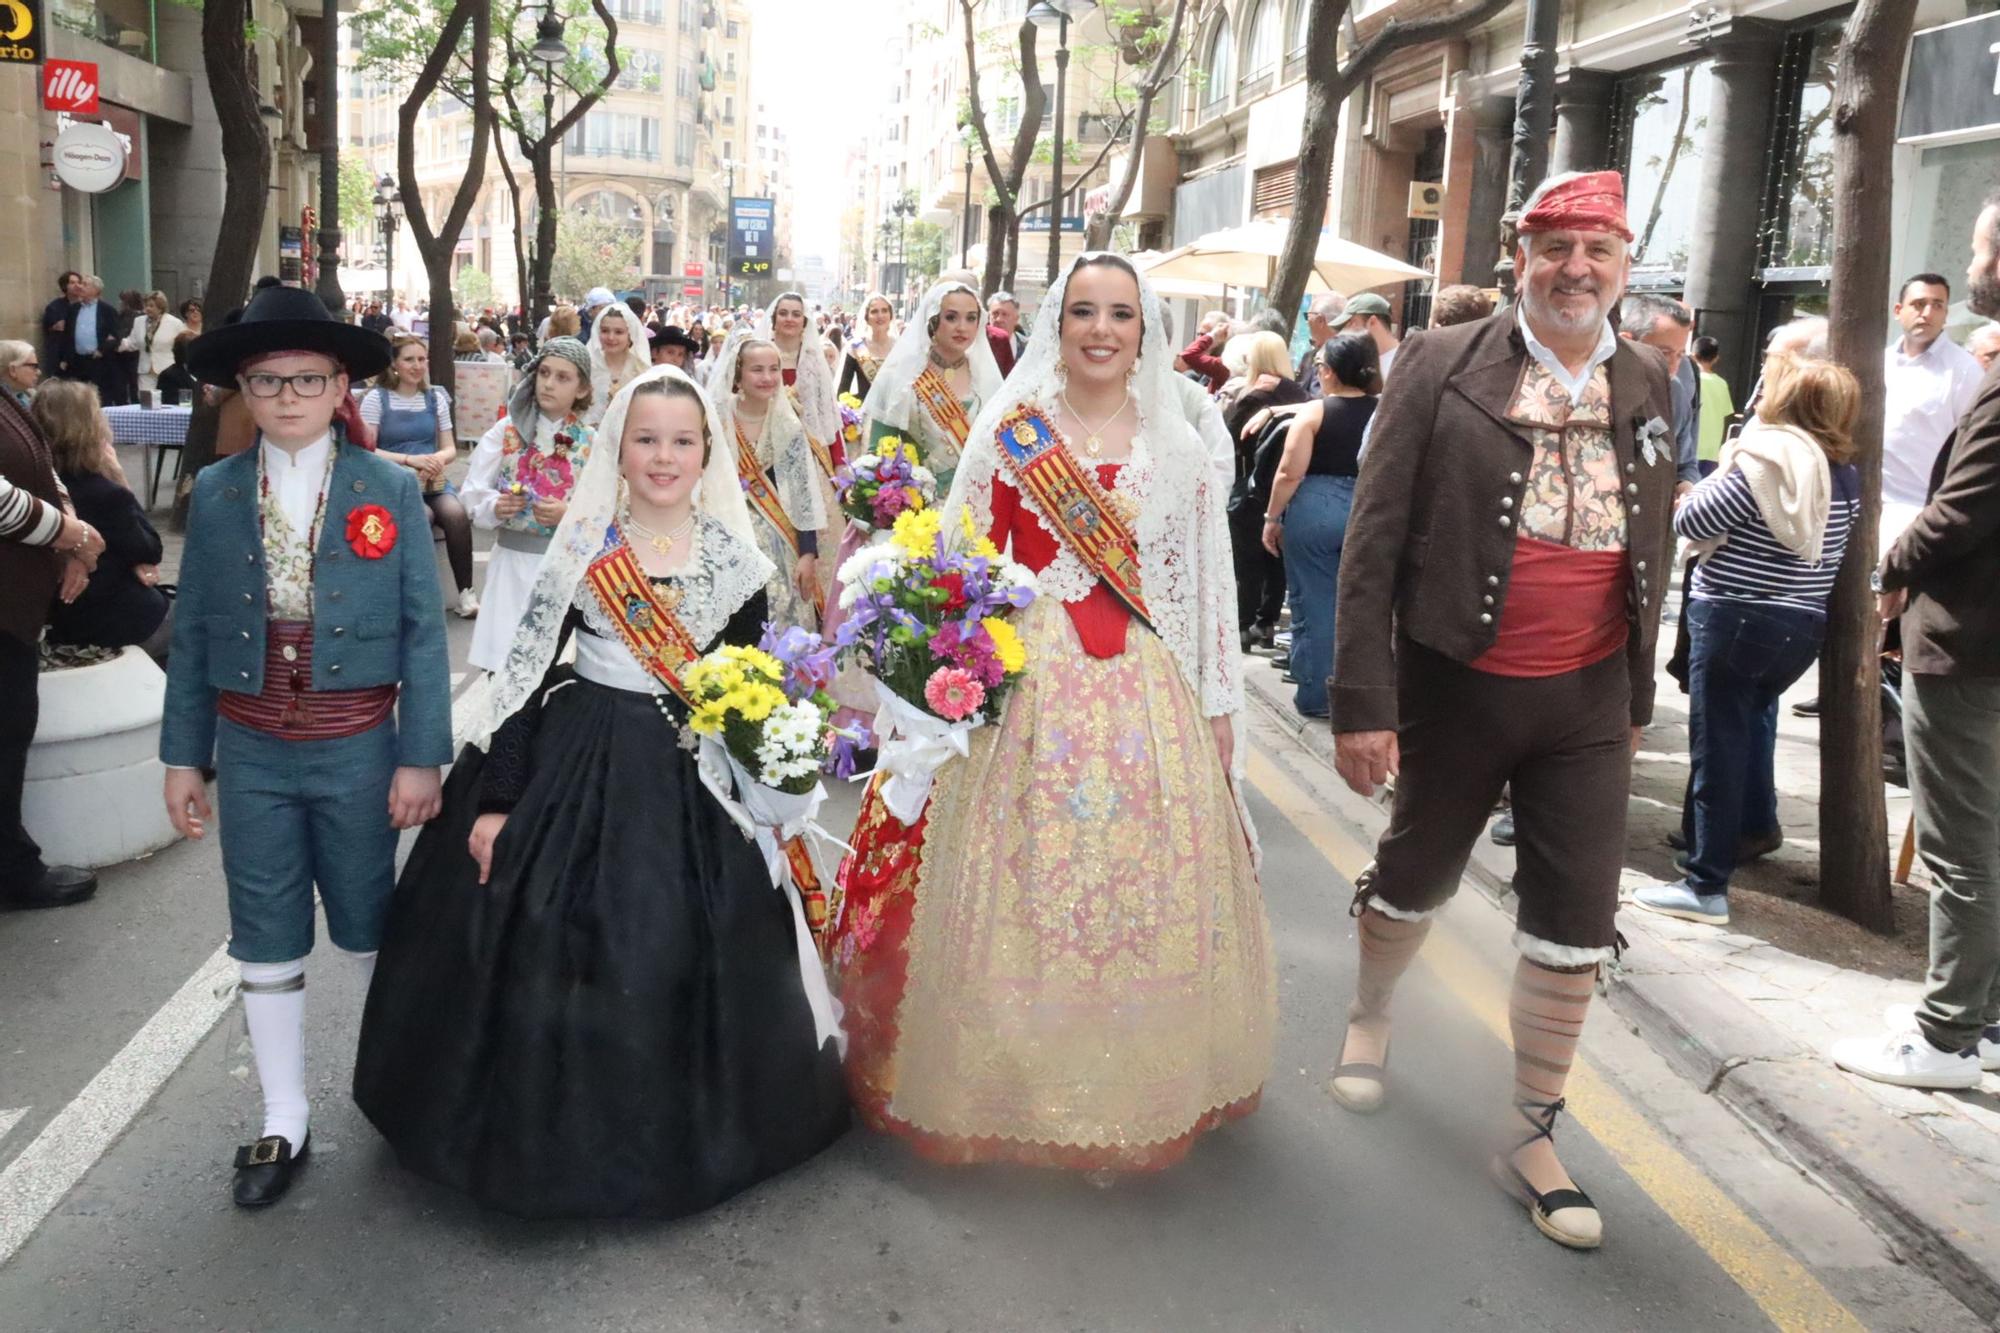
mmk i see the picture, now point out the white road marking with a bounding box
[0,945,237,1268]
[0,1110,25,1152]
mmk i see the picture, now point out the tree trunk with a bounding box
[1269,0,1513,319]
[174,0,272,528]
[1819,0,1916,933]
[1084,0,1192,251]
[489,109,531,318]
[398,0,493,400]
[961,7,1044,298]
[519,1,621,325]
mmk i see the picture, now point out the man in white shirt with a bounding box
[1883,274,1985,511]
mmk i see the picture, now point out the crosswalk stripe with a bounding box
[0,946,237,1269]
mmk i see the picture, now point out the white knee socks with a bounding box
[239,959,308,1147]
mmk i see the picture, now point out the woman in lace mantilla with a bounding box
[828,254,1276,1173]
[354,366,848,1220]
[712,330,827,631]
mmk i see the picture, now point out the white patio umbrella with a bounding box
[1140,220,1432,295]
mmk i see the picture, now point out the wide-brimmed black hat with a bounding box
[187,285,395,387]
[648,323,702,354]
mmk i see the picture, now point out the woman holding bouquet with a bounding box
[457,336,594,672]
[712,331,827,631]
[824,281,1005,726]
[354,366,849,1219]
[830,253,1275,1173]
[839,293,897,398]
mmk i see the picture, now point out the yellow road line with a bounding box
[1246,749,1864,1333]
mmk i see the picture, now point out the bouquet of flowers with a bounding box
[831,434,939,530]
[837,392,865,453]
[683,627,854,795]
[833,507,1037,820]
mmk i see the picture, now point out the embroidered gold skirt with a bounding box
[872,597,1275,1170]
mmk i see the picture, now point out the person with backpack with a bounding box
[1224,331,1311,653]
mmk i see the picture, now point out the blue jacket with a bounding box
[159,436,453,769]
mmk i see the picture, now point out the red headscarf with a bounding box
[1518,171,1635,243]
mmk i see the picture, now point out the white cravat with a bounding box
[1517,309,1618,404]
[262,434,334,536]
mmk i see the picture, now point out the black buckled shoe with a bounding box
[2,865,98,910]
[232,1132,308,1208]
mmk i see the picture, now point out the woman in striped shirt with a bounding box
[1635,348,1861,926]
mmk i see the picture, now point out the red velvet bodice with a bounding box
[987,466,1131,659]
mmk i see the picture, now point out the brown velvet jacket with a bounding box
[0,391,64,647]
[1882,359,2000,676]
[1330,310,1677,734]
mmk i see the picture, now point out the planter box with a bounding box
[23,647,180,868]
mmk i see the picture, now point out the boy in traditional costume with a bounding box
[160,286,452,1208]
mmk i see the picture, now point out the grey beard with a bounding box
[1521,288,1610,336]
[1971,272,2000,321]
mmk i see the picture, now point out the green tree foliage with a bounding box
[455,266,497,311]
[904,221,949,288]
[337,156,377,238]
[550,212,641,300]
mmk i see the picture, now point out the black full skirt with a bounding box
[354,679,850,1219]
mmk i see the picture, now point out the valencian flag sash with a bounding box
[786,385,841,480]
[995,405,1153,629]
[585,533,702,705]
[588,530,833,938]
[736,423,803,556]
[912,366,973,447]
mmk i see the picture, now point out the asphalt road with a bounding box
[0,526,1981,1332]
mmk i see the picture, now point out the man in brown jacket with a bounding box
[1835,187,2000,1093]
[0,392,106,907]
[1325,171,1676,1252]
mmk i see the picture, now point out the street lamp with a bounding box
[373,174,402,304]
[313,6,344,316]
[721,158,737,310]
[529,5,569,322]
[891,193,917,308]
[1029,0,1095,291]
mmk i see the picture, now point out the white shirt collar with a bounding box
[1517,308,1618,402]
[261,433,332,472]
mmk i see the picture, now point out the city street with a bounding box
[0,533,1980,1332]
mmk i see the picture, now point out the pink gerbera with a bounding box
[924,667,986,721]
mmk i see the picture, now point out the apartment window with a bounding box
[724,95,734,123]
[1199,12,1235,118]
[678,0,698,34]
[676,119,695,166]
[1611,58,1717,274]
[725,18,739,37]
[1242,0,1278,88]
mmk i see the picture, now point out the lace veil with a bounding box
[940,252,1246,728]
[754,292,840,453]
[860,279,1005,437]
[585,304,648,420]
[455,363,772,750]
[703,325,825,532]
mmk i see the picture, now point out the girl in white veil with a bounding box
[707,327,829,631]
[355,365,849,1220]
[757,292,843,586]
[828,253,1275,1174]
[582,303,648,426]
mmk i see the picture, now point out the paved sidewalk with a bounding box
[1242,634,2000,1322]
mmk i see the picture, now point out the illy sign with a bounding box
[43,59,99,114]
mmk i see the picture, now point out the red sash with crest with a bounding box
[995,405,1153,629]
[584,536,701,705]
[912,366,973,449]
[736,423,803,556]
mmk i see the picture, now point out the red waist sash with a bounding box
[217,620,397,739]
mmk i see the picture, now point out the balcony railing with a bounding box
[566,145,665,163]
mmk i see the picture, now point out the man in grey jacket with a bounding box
[1835,189,2000,1091]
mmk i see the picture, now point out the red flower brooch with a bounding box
[346,504,398,559]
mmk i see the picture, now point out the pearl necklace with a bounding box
[927,347,969,371]
[1060,390,1130,459]
[624,508,696,556]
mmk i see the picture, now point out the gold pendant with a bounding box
[648,533,673,556]
[1084,433,1103,458]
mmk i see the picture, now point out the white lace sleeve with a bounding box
[460,420,508,529]
[776,421,825,532]
[1191,398,1245,717]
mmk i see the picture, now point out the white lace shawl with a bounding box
[940,253,1244,722]
[860,280,1004,481]
[573,511,770,654]
[584,305,648,426]
[755,293,840,460]
[455,364,773,750]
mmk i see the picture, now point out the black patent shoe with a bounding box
[232,1133,308,1208]
[1,865,97,910]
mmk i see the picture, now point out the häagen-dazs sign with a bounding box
[53,121,126,193]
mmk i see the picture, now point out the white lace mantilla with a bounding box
[574,511,771,654]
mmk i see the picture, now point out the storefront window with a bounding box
[1906,141,1997,290]
[1615,60,1715,274]
[1764,24,1840,270]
